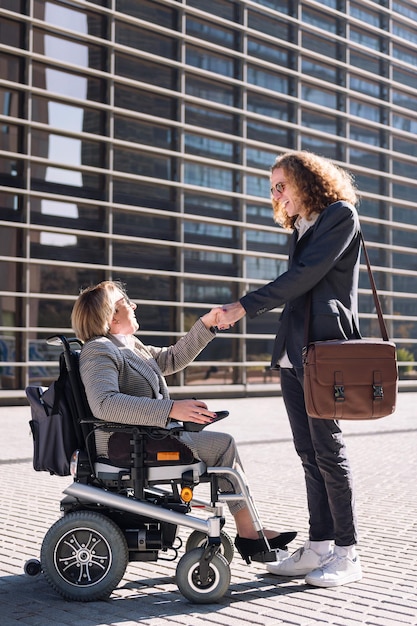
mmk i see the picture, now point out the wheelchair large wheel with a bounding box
[41,510,128,601]
[185,529,234,564]
[176,547,230,603]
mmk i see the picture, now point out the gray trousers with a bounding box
[180,430,246,516]
[280,367,358,546]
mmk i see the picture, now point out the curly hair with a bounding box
[71,280,128,342]
[271,151,358,230]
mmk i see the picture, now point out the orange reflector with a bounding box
[181,486,193,503]
[156,451,180,461]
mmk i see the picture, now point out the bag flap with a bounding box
[306,339,398,386]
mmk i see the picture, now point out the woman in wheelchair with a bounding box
[71,280,296,563]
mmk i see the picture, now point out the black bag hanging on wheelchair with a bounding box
[26,353,83,476]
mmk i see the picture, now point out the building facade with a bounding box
[1,0,416,401]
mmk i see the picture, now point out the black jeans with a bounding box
[280,367,357,546]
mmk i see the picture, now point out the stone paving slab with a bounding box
[1,393,417,625]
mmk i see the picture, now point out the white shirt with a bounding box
[278,212,319,368]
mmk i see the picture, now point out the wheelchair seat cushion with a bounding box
[108,431,196,467]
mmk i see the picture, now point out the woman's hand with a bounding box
[200,307,223,330]
[169,399,217,424]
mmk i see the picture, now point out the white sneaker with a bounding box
[266,541,333,577]
[305,552,362,588]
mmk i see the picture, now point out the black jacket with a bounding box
[240,201,361,368]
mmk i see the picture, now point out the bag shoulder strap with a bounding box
[304,230,390,345]
[359,231,389,341]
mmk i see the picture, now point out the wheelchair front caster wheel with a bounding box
[24,558,41,577]
[185,529,234,564]
[176,547,230,603]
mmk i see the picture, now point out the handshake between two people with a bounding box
[200,300,246,332]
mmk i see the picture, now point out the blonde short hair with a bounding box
[71,280,127,342]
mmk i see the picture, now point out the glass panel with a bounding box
[248,8,290,39]
[247,175,269,198]
[247,120,291,147]
[300,135,339,159]
[184,163,234,191]
[29,263,104,294]
[247,93,289,121]
[247,67,289,94]
[33,29,106,71]
[184,279,234,304]
[0,16,25,49]
[303,31,337,57]
[247,38,289,65]
[184,222,236,247]
[392,89,417,112]
[30,231,106,263]
[184,249,236,277]
[0,191,24,221]
[186,17,236,49]
[184,363,238,386]
[113,178,176,210]
[349,148,381,170]
[116,21,177,57]
[185,105,236,134]
[349,99,380,122]
[113,210,176,241]
[184,192,238,219]
[32,63,106,102]
[115,85,177,118]
[184,134,235,162]
[116,0,177,27]
[350,50,381,75]
[0,225,25,257]
[301,59,337,82]
[114,147,172,179]
[26,297,74,330]
[393,158,417,179]
[246,148,277,169]
[121,274,178,303]
[116,54,177,89]
[0,122,22,153]
[31,129,104,169]
[186,76,235,106]
[302,110,338,135]
[350,27,381,51]
[0,87,22,119]
[32,96,105,135]
[246,230,288,255]
[349,3,381,26]
[113,241,177,271]
[393,182,416,202]
[34,0,106,38]
[31,165,105,199]
[301,85,337,108]
[187,0,240,22]
[302,6,337,32]
[393,66,417,88]
[114,116,174,149]
[349,75,380,97]
[30,198,107,232]
[186,46,234,77]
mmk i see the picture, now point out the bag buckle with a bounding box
[334,385,345,402]
[373,384,384,400]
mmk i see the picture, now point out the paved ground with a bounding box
[1,392,417,626]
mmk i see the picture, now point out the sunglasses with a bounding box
[270,182,286,195]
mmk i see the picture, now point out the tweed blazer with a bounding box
[240,201,362,369]
[79,318,216,456]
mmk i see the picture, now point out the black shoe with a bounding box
[235,532,297,564]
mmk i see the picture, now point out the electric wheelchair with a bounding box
[24,335,274,604]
